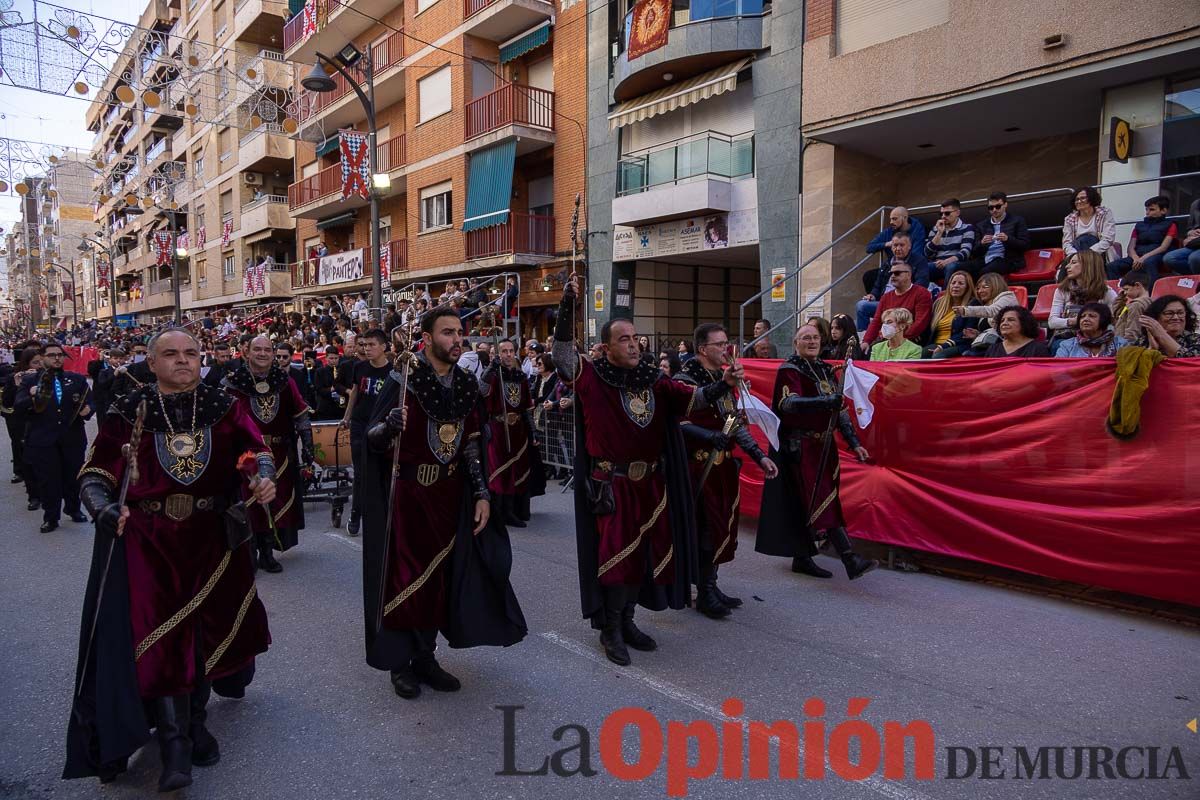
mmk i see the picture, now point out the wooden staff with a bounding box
[376,332,414,632]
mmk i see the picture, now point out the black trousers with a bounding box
[4,416,34,500]
[350,424,365,520]
[27,438,85,523]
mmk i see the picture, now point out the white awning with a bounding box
[607,56,752,131]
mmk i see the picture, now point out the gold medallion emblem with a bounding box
[629,396,647,416]
[164,493,194,522]
[168,433,198,458]
[627,461,648,481]
[438,423,458,444]
[254,381,270,394]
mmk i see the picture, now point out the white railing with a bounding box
[240,122,286,144]
[242,194,287,211]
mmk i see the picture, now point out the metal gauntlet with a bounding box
[256,452,277,481]
[296,412,315,463]
[779,393,842,413]
[79,475,120,539]
[838,410,862,451]
[553,290,576,343]
[697,379,732,410]
[462,437,489,500]
[367,421,393,453]
[733,425,767,464]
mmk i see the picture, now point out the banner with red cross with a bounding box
[221,219,233,247]
[339,130,371,200]
[378,243,391,283]
[96,260,110,290]
[197,226,206,249]
[154,231,172,266]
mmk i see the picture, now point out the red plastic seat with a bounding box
[1031,283,1057,322]
[1008,248,1064,283]
[1151,275,1199,300]
[1010,285,1028,308]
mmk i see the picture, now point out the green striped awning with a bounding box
[315,134,340,158]
[316,211,357,230]
[499,22,552,64]
[461,140,516,233]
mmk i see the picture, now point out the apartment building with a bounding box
[6,177,52,331]
[584,0,802,346]
[798,0,1200,321]
[84,0,297,325]
[285,0,586,336]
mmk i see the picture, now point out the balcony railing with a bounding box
[145,137,168,163]
[619,0,766,53]
[617,131,754,195]
[297,30,405,123]
[287,163,341,209]
[283,10,306,51]
[387,238,408,275]
[243,194,288,211]
[466,212,555,260]
[376,133,407,173]
[289,239,408,289]
[465,83,554,140]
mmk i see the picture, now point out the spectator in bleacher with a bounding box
[676,339,695,363]
[751,338,774,359]
[956,272,1020,355]
[1062,186,1117,263]
[1055,302,1128,358]
[658,351,682,376]
[925,198,977,283]
[862,206,926,293]
[857,232,930,332]
[1105,196,1178,285]
[869,308,922,361]
[1049,251,1118,354]
[962,192,1030,276]
[1111,270,1152,342]
[985,306,1050,358]
[1163,199,1200,276]
[863,261,933,348]
[824,314,866,361]
[927,271,982,358]
[1135,295,1200,357]
[743,318,778,358]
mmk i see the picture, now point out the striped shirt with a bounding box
[925,219,976,263]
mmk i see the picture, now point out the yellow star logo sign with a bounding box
[1188,718,1198,734]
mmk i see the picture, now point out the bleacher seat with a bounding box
[1031,283,1057,322]
[1151,275,1199,300]
[1007,248,1064,284]
[1010,285,1028,307]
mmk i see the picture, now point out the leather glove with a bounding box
[386,405,405,434]
[822,393,844,409]
[95,503,122,539]
[709,431,731,451]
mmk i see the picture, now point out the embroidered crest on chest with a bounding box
[154,429,211,485]
[427,419,464,464]
[250,392,279,423]
[504,382,523,409]
[622,388,655,428]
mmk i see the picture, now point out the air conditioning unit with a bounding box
[243,173,263,186]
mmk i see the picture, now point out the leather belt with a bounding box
[787,431,829,441]
[493,412,521,425]
[138,495,218,522]
[693,449,732,465]
[395,461,459,487]
[593,459,658,482]
[262,434,288,445]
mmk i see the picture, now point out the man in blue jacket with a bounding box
[856,232,931,333]
[862,207,926,289]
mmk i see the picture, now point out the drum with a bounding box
[311,421,352,468]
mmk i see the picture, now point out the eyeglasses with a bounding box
[987,204,1004,210]
[1160,310,1187,319]
[704,341,730,349]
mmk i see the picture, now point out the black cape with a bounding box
[572,383,699,628]
[360,372,526,671]
[754,363,820,559]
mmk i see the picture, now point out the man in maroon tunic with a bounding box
[755,324,877,580]
[222,335,313,573]
[481,338,544,528]
[553,277,743,666]
[65,329,276,792]
[361,307,526,700]
[676,323,778,618]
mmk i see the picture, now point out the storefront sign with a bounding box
[612,210,759,261]
[319,248,364,286]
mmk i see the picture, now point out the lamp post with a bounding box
[302,46,383,324]
[77,234,117,324]
[43,261,78,327]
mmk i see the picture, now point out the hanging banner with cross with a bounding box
[154,231,172,266]
[378,242,391,283]
[339,130,371,200]
[197,226,207,249]
[96,259,110,290]
[221,219,233,247]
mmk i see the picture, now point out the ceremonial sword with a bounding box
[489,327,512,451]
[807,363,848,526]
[377,333,415,632]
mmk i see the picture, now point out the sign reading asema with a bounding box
[319,249,365,285]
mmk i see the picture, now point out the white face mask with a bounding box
[880,323,898,340]
[132,353,146,363]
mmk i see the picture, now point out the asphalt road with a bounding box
[0,422,1197,800]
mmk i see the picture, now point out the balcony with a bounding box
[233,0,288,45]
[284,0,398,66]
[288,130,405,218]
[464,83,555,153]
[376,132,407,174]
[297,29,405,135]
[238,123,294,172]
[612,131,753,226]
[466,212,555,261]
[236,49,291,105]
[463,0,554,43]
[241,194,295,236]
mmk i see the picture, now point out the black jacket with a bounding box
[15,369,92,448]
[971,214,1030,264]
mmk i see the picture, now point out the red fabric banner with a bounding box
[627,0,672,60]
[63,346,100,375]
[737,358,1200,607]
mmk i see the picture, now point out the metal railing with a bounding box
[465,83,555,140]
[283,8,307,50]
[297,30,405,123]
[288,163,341,209]
[465,0,552,18]
[242,194,288,211]
[376,133,407,172]
[466,212,555,260]
[737,169,1200,350]
[617,130,754,196]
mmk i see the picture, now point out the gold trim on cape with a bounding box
[489,440,528,482]
[205,585,257,674]
[597,490,668,577]
[135,551,232,661]
[383,538,456,618]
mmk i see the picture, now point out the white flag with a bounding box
[737,389,780,451]
[843,359,880,429]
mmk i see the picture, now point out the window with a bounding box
[302,160,318,179]
[219,190,233,216]
[222,253,235,278]
[195,204,205,231]
[419,181,452,231]
[835,0,948,55]
[417,0,439,13]
[218,128,232,161]
[194,152,205,179]
[418,66,452,124]
[379,214,392,245]
[528,176,553,217]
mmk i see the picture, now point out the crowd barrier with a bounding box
[536,406,575,471]
[737,357,1200,607]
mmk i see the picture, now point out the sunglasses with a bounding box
[987,204,1004,210]
[940,211,954,217]
[890,271,910,277]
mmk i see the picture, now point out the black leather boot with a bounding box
[153,695,193,792]
[621,601,656,651]
[599,588,630,666]
[710,564,742,608]
[412,654,462,692]
[828,527,877,580]
[790,556,833,578]
[390,666,421,699]
[189,683,220,767]
[696,567,731,619]
[257,534,282,573]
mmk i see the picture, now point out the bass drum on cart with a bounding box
[311,421,352,468]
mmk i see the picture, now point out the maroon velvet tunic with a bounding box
[680,366,743,566]
[772,359,845,530]
[572,358,698,586]
[80,400,272,698]
[376,381,483,632]
[483,367,533,497]
[224,370,310,546]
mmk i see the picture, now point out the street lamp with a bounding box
[43,261,78,328]
[303,47,384,323]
